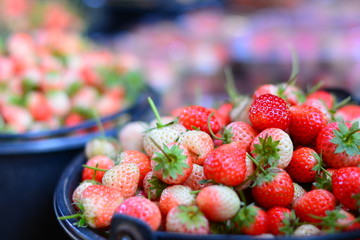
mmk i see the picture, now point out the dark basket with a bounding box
[54,153,360,240]
[1,86,159,240]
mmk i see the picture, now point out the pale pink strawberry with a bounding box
[118,121,148,152]
[183,164,212,191]
[118,150,151,185]
[0,57,15,80]
[85,137,119,159]
[159,185,195,216]
[151,142,193,185]
[80,185,124,228]
[196,185,241,222]
[166,205,209,234]
[46,90,71,118]
[250,128,293,169]
[177,130,214,165]
[1,104,33,132]
[236,153,255,190]
[72,180,100,209]
[222,121,258,150]
[293,224,322,236]
[102,163,140,198]
[143,171,168,201]
[96,93,122,116]
[71,86,98,109]
[115,196,162,231]
[253,84,278,99]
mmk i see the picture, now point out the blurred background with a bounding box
[1,0,359,112]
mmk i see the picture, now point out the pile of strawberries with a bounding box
[0,31,144,133]
[62,79,360,238]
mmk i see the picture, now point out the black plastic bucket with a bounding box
[54,153,360,240]
[1,86,159,240]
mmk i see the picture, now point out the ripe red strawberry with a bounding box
[222,121,258,150]
[289,105,327,145]
[249,94,291,131]
[159,185,195,216]
[82,155,115,183]
[292,224,322,236]
[315,121,360,168]
[102,163,140,198]
[64,112,84,127]
[285,147,319,183]
[115,196,162,230]
[196,185,240,222]
[85,137,120,159]
[182,164,211,191]
[231,205,268,235]
[203,141,247,186]
[335,105,360,123]
[80,185,124,228]
[252,168,294,209]
[250,128,293,169]
[142,171,168,201]
[177,105,221,135]
[151,142,193,185]
[118,150,151,185]
[306,90,335,109]
[117,121,148,152]
[303,98,331,121]
[166,205,209,234]
[177,130,214,165]
[332,167,360,211]
[266,207,292,235]
[293,189,336,223]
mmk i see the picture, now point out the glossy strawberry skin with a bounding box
[178,105,221,135]
[289,105,327,145]
[293,189,336,223]
[332,167,360,211]
[266,207,291,235]
[118,150,151,186]
[252,168,294,209]
[249,94,291,131]
[203,142,247,186]
[315,122,360,168]
[285,147,318,183]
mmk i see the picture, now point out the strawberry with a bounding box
[203,141,247,186]
[1,104,32,132]
[216,102,233,126]
[96,93,122,116]
[196,185,241,222]
[292,224,322,236]
[285,147,319,183]
[335,209,360,232]
[250,128,293,169]
[252,168,294,209]
[231,205,268,235]
[115,196,162,231]
[315,121,360,168]
[117,121,148,152]
[306,90,335,109]
[236,153,255,190]
[177,105,221,135]
[64,112,84,127]
[82,155,115,183]
[249,94,291,131]
[71,86,98,109]
[277,84,305,106]
[27,91,53,121]
[72,180,100,209]
[289,105,327,145]
[221,121,258,150]
[166,205,209,234]
[151,142,193,185]
[303,98,331,121]
[266,207,294,235]
[177,130,214,165]
[85,137,120,159]
[253,84,278,99]
[102,163,140,198]
[46,90,71,118]
[335,105,360,123]
[291,183,306,208]
[142,171,168,201]
[77,185,124,228]
[118,150,151,185]
[332,167,360,211]
[182,164,211,191]
[293,189,336,223]
[159,185,195,216]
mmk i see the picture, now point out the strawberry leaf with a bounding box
[148,175,168,199]
[231,205,257,231]
[280,210,299,236]
[252,135,280,168]
[177,205,208,229]
[313,171,332,191]
[330,122,360,156]
[313,210,346,233]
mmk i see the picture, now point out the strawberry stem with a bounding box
[224,67,239,103]
[207,112,224,141]
[247,153,267,175]
[92,163,99,180]
[237,189,247,206]
[148,97,164,128]
[58,213,82,220]
[344,128,360,143]
[82,164,107,172]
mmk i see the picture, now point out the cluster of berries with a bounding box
[0,32,144,133]
[62,79,360,238]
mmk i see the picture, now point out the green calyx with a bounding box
[231,204,257,230]
[311,152,333,191]
[309,210,346,234]
[147,175,168,199]
[177,205,207,229]
[330,121,360,156]
[151,139,189,179]
[252,135,280,168]
[280,210,299,236]
[148,96,175,129]
[58,201,87,228]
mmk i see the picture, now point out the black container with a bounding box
[1,86,159,240]
[55,154,360,240]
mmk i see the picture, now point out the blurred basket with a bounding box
[1,85,159,240]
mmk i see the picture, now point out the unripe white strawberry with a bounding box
[85,137,119,159]
[183,164,211,191]
[118,121,148,152]
[159,185,195,216]
[250,128,293,169]
[46,90,71,118]
[177,130,214,165]
[196,185,241,222]
[72,180,100,209]
[292,224,322,236]
[292,182,307,208]
[222,121,258,150]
